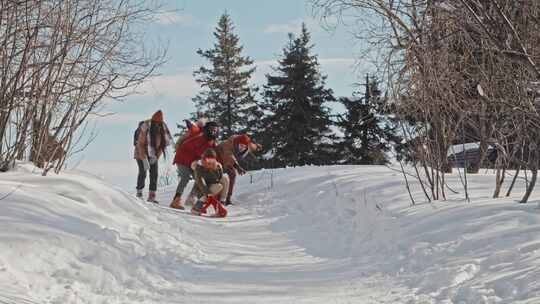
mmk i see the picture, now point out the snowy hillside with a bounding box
[1,163,540,303]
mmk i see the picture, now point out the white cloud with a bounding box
[155,12,195,26]
[137,72,199,99]
[89,112,146,126]
[319,58,360,76]
[319,58,356,66]
[129,58,356,102]
[84,71,199,127]
[264,23,299,34]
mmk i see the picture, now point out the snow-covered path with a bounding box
[152,190,399,304]
[3,164,540,303]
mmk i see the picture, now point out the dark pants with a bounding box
[225,168,236,202]
[136,160,158,191]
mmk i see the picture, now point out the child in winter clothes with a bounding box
[134,110,173,203]
[190,148,229,216]
[215,134,262,205]
[170,120,219,210]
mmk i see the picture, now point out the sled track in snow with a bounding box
[0,293,40,304]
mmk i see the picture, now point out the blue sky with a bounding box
[76,0,372,189]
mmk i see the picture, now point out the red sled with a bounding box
[194,195,227,218]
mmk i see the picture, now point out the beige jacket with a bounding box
[134,121,172,160]
[215,135,260,170]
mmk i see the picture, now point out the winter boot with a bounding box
[170,195,185,210]
[191,200,204,215]
[185,194,197,206]
[147,191,158,204]
[136,189,143,199]
[216,200,228,218]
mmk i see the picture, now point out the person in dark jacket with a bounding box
[170,121,219,210]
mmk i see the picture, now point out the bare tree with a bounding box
[0,0,167,174]
[312,0,540,203]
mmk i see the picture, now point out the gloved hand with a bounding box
[237,166,247,176]
[142,158,150,171]
[149,156,158,165]
[194,200,204,210]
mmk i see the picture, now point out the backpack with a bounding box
[133,121,145,146]
[175,120,202,149]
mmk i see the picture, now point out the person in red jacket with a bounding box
[170,121,219,209]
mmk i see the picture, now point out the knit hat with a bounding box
[151,110,163,123]
[237,134,251,145]
[203,148,217,158]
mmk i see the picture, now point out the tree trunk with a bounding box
[470,140,488,174]
[227,90,232,138]
[493,166,505,198]
[506,167,521,197]
[520,168,537,204]
[521,151,538,204]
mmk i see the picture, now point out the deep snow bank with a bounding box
[236,165,540,303]
[0,163,199,303]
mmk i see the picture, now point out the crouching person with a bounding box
[191,148,229,217]
[216,134,262,205]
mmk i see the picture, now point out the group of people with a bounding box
[133,110,261,216]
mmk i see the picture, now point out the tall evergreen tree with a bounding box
[192,12,257,138]
[337,75,400,165]
[262,24,337,167]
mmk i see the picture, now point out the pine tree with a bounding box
[337,75,400,165]
[192,12,257,138]
[241,89,265,135]
[262,24,337,167]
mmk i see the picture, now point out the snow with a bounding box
[2,163,540,303]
